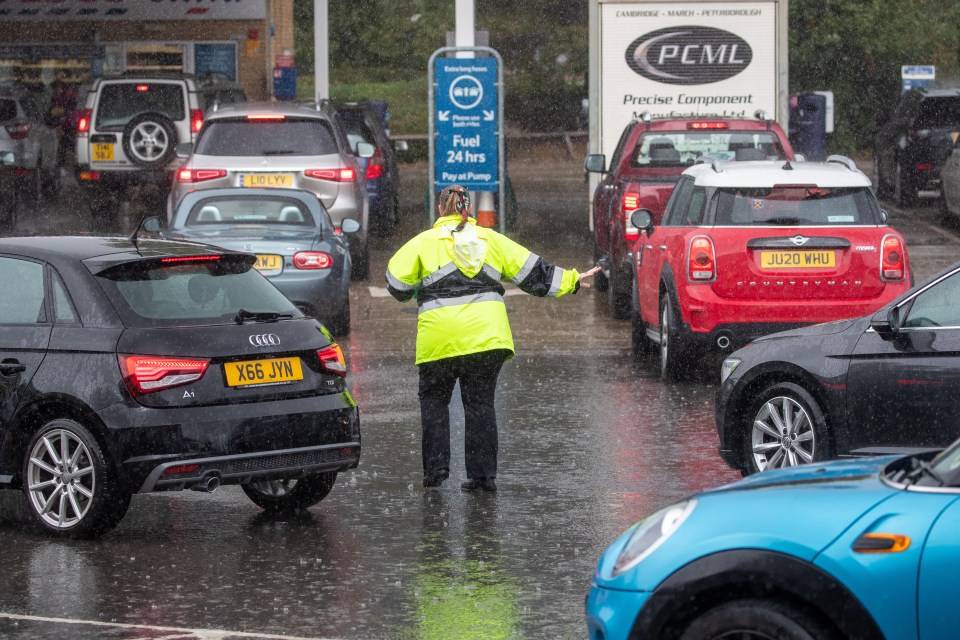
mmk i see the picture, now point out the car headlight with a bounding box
[612,499,697,576]
[720,357,742,385]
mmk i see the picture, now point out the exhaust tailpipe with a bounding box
[716,334,732,350]
[191,475,220,493]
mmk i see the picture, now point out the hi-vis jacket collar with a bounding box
[433,214,475,228]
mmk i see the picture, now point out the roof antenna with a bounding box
[782,161,794,171]
[128,212,161,251]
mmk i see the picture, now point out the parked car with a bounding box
[717,258,960,475]
[874,86,960,207]
[335,101,407,237]
[584,111,795,318]
[74,73,233,218]
[168,101,374,279]
[0,85,60,204]
[0,236,360,538]
[586,444,960,640]
[629,156,911,380]
[938,132,960,221]
[164,188,357,335]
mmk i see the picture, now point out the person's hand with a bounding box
[578,265,602,289]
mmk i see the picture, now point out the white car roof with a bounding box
[684,159,872,189]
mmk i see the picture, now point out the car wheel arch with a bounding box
[631,549,883,640]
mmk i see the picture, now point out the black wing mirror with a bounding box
[870,306,902,340]
[584,154,606,174]
[630,209,654,235]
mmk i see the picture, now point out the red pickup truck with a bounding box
[585,111,795,318]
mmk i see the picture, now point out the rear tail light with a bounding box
[161,255,221,263]
[293,251,333,269]
[317,344,346,376]
[365,148,385,180]
[136,85,150,92]
[880,234,905,281]
[13,169,27,177]
[177,168,227,183]
[915,163,934,171]
[77,109,92,134]
[625,225,640,244]
[5,121,30,140]
[120,355,210,395]
[305,168,355,182]
[246,114,287,121]
[688,235,716,282]
[190,109,203,134]
[78,171,101,181]
[688,122,728,130]
[622,191,640,212]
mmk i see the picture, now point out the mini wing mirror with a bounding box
[794,153,806,162]
[630,209,654,235]
[142,216,162,234]
[584,154,606,174]
[340,218,361,234]
[0,151,14,166]
[393,139,409,152]
[356,142,375,159]
[880,208,889,223]
[175,142,194,158]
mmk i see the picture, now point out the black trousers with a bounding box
[418,349,509,480]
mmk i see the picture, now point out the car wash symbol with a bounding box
[449,75,483,110]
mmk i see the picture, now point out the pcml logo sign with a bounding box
[625,26,752,85]
[249,334,280,347]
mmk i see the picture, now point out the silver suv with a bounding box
[0,86,60,204]
[168,101,373,279]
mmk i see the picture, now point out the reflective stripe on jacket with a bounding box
[386,214,581,364]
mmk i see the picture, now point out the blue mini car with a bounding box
[587,443,960,640]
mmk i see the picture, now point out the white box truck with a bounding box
[587,0,790,224]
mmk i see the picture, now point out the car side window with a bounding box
[607,125,633,173]
[0,257,46,324]
[51,271,79,324]
[903,271,960,328]
[662,178,694,227]
[684,187,708,225]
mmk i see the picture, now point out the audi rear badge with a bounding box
[249,334,280,347]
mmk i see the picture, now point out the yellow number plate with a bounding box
[760,251,836,269]
[92,143,114,161]
[254,254,282,271]
[224,357,303,387]
[241,173,294,188]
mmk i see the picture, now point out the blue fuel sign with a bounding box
[434,57,499,190]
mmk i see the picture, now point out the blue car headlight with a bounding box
[612,499,697,576]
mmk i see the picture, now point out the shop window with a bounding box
[125,44,185,73]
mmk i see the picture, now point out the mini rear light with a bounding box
[246,114,287,121]
[305,168,355,182]
[365,148,385,179]
[5,122,30,139]
[164,464,199,475]
[880,234,905,282]
[317,344,346,376]
[190,109,203,134]
[915,163,934,171]
[120,355,210,395]
[77,109,91,134]
[293,251,334,269]
[79,171,101,181]
[135,85,149,92]
[622,191,640,212]
[160,255,221,263]
[688,122,728,130]
[688,235,716,282]
[177,168,226,183]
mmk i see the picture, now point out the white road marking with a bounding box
[0,613,337,640]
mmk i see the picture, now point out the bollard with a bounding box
[476,190,496,227]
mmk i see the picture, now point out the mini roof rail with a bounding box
[695,156,724,173]
[754,110,772,130]
[826,155,858,172]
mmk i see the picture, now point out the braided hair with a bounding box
[439,185,471,232]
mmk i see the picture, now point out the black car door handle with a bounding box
[0,361,26,375]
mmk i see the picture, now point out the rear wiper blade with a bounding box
[761,217,803,225]
[234,308,294,324]
[262,150,296,156]
[902,459,945,487]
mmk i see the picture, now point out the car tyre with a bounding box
[370,199,395,237]
[0,179,17,227]
[593,241,609,292]
[326,296,351,337]
[351,244,370,280]
[630,283,651,358]
[41,163,61,201]
[85,186,122,231]
[607,245,631,320]
[894,161,917,208]
[242,472,337,513]
[680,599,835,640]
[123,113,177,170]
[659,289,687,381]
[23,418,130,539]
[18,165,43,206]
[743,381,829,475]
[873,154,892,200]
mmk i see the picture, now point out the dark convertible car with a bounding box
[716,259,960,475]
[0,236,360,538]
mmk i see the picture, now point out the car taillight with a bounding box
[622,191,639,212]
[161,255,221,263]
[317,344,346,376]
[246,114,287,121]
[305,168,355,182]
[880,234,905,281]
[120,355,210,395]
[77,109,91,134]
[688,122,728,130]
[625,225,640,243]
[365,148,385,180]
[78,171,100,181]
[5,121,30,140]
[190,109,203,134]
[915,163,934,171]
[293,251,333,269]
[177,168,226,183]
[688,236,716,281]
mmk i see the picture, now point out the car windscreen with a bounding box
[184,196,321,227]
[714,186,879,226]
[194,118,338,156]
[95,83,185,130]
[930,439,960,486]
[914,97,960,128]
[0,100,16,122]
[93,256,301,328]
[631,131,787,167]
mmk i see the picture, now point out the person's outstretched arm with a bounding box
[496,234,599,297]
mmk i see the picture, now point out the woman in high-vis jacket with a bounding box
[386,185,599,491]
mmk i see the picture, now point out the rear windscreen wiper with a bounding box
[234,308,294,324]
[262,150,297,155]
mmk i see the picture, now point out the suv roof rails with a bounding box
[632,111,652,131]
[754,110,772,130]
[695,156,724,173]
[826,155,858,172]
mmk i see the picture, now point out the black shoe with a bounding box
[460,477,497,492]
[423,468,449,488]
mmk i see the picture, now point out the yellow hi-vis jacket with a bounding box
[386,214,582,364]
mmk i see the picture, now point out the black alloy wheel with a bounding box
[679,600,836,640]
[242,472,338,513]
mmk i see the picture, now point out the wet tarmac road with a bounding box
[0,154,957,638]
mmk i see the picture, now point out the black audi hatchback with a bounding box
[0,236,360,538]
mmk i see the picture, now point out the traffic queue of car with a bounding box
[584,110,960,639]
